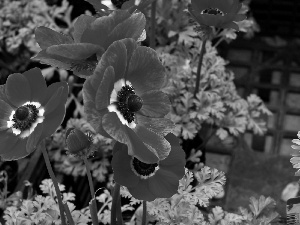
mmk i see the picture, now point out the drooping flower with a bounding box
[0,68,68,160]
[188,0,246,31]
[83,38,175,163]
[112,133,186,201]
[33,10,146,78]
[65,128,95,159]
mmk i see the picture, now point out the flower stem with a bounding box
[193,39,207,97]
[84,157,95,198]
[142,200,147,225]
[150,0,157,49]
[40,140,68,225]
[111,183,122,225]
[83,157,99,225]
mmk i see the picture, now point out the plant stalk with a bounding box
[193,39,207,97]
[83,157,99,225]
[111,183,122,225]
[142,200,147,225]
[40,140,68,225]
[150,0,157,49]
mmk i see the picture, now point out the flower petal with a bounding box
[139,90,171,117]
[160,133,186,179]
[106,12,146,48]
[0,131,19,155]
[0,100,13,131]
[5,73,31,107]
[191,0,213,12]
[43,82,68,115]
[95,66,115,110]
[233,14,247,22]
[120,38,138,70]
[133,125,171,160]
[32,50,95,78]
[0,85,12,108]
[111,142,139,188]
[40,100,66,140]
[73,15,96,43]
[26,123,43,154]
[128,180,156,201]
[23,68,47,103]
[81,10,131,48]
[219,21,239,31]
[127,47,166,94]
[83,79,111,138]
[35,26,73,49]
[136,114,175,136]
[147,168,179,199]
[46,43,103,60]
[91,40,127,91]
[102,112,159,163]
[0,137,28,161]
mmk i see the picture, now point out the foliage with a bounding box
[158,40,272,140]
[3,179,91,225]
[0,0,73,54]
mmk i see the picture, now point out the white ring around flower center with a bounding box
[108,79,136,129]
[130,157,160,179]
[7,101,45,139]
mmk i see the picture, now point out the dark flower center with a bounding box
[15,106,29,121]
[12,104,39,131]
[132,157,158,178]
[201,8,224,16]
[116,85,143,123]
[127,95,143,112]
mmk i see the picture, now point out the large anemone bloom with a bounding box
[112,133,186,201]
[33,10,145,78]
[0,68,68,160]
[188,0,246,31]
[83,38,175,163]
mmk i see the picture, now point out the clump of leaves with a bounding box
[158,39,272,140]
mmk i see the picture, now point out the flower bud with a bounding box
[66,128,94,158]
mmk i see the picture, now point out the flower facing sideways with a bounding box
[33,10,146,78]
[112,133,186,201]
[188,0,246,31]
[0,68,68,160]
[83,38,175,163]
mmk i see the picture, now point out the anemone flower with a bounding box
[112,133,185,201]
[0,68,68,160]
[33,10,146,78]
[188,0,246,31]
[83,38,175,164]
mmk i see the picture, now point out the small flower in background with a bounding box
[112,133,186,201]
[33,10,146,78]
[83,38,175,163]
[290,131,300,176]
[0,68,68,160]
[65,128,96,159]
[188,0,246,31]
